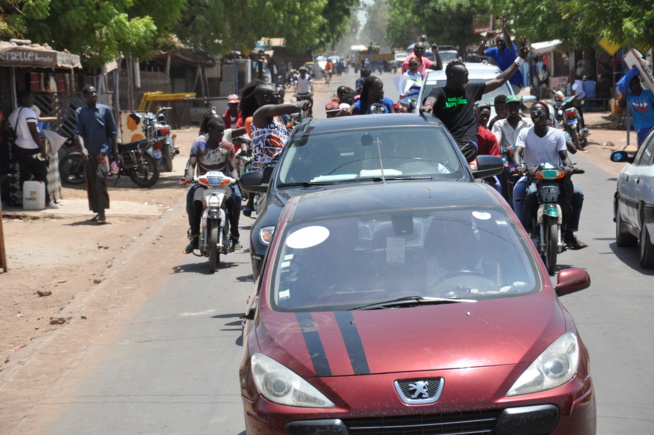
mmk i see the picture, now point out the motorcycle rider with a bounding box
[420,37,529,162]
[513,102,587,249]
[295,66,314,117]
[183,117,242,254]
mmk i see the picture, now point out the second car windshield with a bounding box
[277,126,465,185]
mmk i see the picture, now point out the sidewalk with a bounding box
[2,199,165,219]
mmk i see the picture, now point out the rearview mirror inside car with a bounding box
[361,134,373,146]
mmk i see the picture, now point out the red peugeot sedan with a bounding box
[239,181,595,435]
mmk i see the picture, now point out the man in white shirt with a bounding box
[8,90,58,208]
[295,66,314,117]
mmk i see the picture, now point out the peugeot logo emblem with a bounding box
[394,378,445,405]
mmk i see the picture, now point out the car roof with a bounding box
[296,113,447,134]
[288,181,503,222]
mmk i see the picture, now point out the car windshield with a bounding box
[277,126,465,185]
[270,206,540,312]
[421,78,511,108]
[440,51,459,63]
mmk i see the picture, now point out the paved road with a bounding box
[18,70,654,434]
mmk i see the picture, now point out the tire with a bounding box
[209,220,220,273]
[59,152,86,185]
[569,128,581,150]
[162,142,174,172]
[639,223,654,269]
[616,209,638,247]
[544,217,559,276]
[128,152,160,188]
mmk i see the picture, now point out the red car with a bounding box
[240,181,595,435]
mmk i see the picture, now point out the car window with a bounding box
[270,207,539,312]
[634,134,654,166]
[277,126,465,184]
[419,78,511,107]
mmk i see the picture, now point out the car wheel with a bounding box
[639,223,654,269]
[616,210,638,247]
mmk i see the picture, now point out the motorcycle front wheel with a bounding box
[543,217,559,275]
[127,152,160,188]
[59,152,86,185]
[209,219,220,273]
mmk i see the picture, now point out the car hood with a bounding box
[255,290,565,378]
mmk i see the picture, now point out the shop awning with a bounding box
[531,40,562,55]
[0,40,82,69]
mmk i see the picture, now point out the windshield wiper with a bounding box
[349,295,476,311]
[380,175,434,180]
[278,181,339,187]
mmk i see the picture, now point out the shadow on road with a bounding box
[608,241,654,275]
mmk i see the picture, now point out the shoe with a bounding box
[242,208,252,218]
[564,232,588,250]
[229,239,243,252]
[47,201,60,209]
[184,235,199,254]
[97,211,106,224]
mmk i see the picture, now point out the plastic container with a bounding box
[22,181,46,210]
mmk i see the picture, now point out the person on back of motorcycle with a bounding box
[294,66,313,117]
[420,37,529,163]
[492,95,533,200]
[513,102,587,250]
[183,117,242,254]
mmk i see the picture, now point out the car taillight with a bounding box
[154,141,163,150]
[160,127,170,136]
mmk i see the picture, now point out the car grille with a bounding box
[343,409,501,434]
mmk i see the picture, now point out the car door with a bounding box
[620,135,654,225]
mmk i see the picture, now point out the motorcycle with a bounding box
[58,138,159,188]
[526,162,584,275]
[499,144,520,206]
[186,171,237,273]
[296,93,312,119]
[144,107,178,172]
[551,92,589,150]
[114,139,161,188]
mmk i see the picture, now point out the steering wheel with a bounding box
[432,270,495,296]
[398,158,434,174]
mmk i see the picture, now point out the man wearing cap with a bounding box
[402,42,443,75]
[295,66,314,117]
[223,94,243,129]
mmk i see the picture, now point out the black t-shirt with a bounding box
[427,83,486,145]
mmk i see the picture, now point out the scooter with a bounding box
[551,92,589,150]
[187,171,237,273]
[526,163,584,275]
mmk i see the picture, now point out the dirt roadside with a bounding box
[0,79,634,430]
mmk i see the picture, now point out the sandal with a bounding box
[243,207,253,218]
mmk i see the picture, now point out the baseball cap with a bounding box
[227,94,240,103]
[325,101,340,112]
[299,66,307,71]
[505,95,521,104]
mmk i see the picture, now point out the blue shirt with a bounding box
[617,68,654,131]
[352,97,394,114]
[75,104,117,155]
[485,44,524,87]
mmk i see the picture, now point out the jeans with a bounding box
[513,176,584,234]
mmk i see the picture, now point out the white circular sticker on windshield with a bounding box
[286,226,330,249]
[472,211,492,220]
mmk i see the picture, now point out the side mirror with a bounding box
[555,268,591,297]
[240,170,268,193]
[472,155,504,179]
[610,150,635,163]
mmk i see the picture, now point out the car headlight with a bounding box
[251,353,335,408]
[507,332,579,397]
[259,226,275,245]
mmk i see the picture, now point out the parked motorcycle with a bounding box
[144,107,178,172]
[115,139,160,187]
[526,162,584,275]
[186,171,237,273]
[58,141,85,185]
[551,92,589,150]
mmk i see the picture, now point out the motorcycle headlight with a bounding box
[208,195,221,207]
[251,353,335,408]
[259,226,275,245]
[507,332,579,396]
